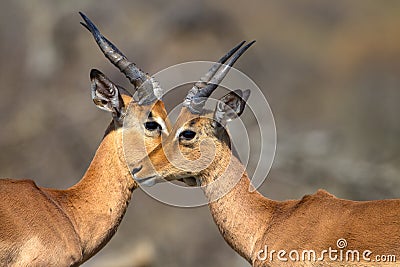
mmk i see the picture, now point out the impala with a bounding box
[0,13,170,266]
[134,43,400,266]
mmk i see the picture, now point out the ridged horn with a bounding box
[183,40,255,114]
[79,12,162,105]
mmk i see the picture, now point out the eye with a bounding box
[179,130,196,141]
[144,121,161,131]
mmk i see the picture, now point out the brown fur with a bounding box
[136,107,400,267]
[0,95,169,266]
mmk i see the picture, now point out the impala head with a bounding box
[80,12,170,159]
[133,41,254,187]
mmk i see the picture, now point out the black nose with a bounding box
[131,165,143,175]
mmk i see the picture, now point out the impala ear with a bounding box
[90,69,124,119]
[213,89,250,126]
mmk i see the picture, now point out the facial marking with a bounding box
[146,109,169,135]
[175,126,187,140]
[154,117,168,135]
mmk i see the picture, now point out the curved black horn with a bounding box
[184,40,255,113]
[195,41,255,99]
[194,41,245,90]
[80,12,162,104]
[79,12,147,88]
[183,41,245,106]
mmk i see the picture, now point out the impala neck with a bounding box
[199,145,277,263]
[62,122,137,261]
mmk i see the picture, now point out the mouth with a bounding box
[134,175,161,187]
[181,177,198,186]
[131,165,142,175]
[131,165,157,186]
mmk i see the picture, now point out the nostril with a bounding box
[131,165,143,175]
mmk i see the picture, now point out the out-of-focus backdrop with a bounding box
[1,1,399,266]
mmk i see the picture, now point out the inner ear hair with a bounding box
[90,69,125,118]
[213,89,250,126]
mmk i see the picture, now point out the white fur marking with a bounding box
[153,117,169,135]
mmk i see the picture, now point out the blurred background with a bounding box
[1,0,400,266]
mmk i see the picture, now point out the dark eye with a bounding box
[179,130,196,140]
[144,121,161,131]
